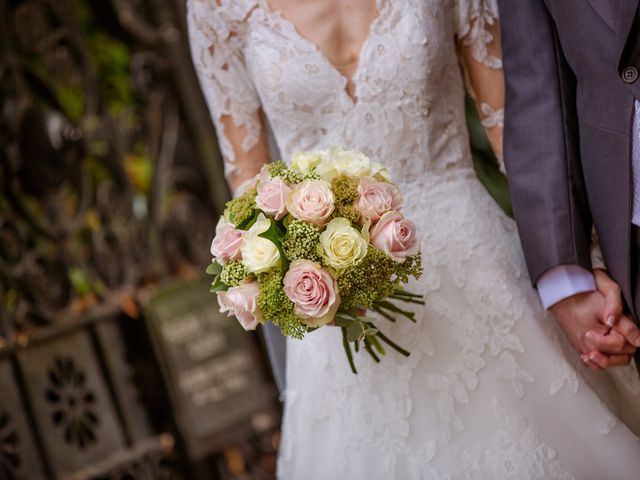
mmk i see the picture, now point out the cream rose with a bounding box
[287,179,335,226]
[241,213,280,273]
[318,218,368,270]
[370,211,419,262]
[217,281,262,330]
[357,176,404,222]
[283,260,340,327]
[315,146,373,181]
[210,222,243,265]
[291,150,326,173]
[256,177,292,220]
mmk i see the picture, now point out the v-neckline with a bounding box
[261,0,386,106]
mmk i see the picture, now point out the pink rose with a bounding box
[256,177,292,220]
[283,260,340,327]
[217,281,262,330]
[210,223,243,264]
[357,176,403,222]
[370,211,419,262]
[286,180,335,226]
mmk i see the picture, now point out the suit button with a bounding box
[622,66,639,83]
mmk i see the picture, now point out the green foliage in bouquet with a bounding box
[220,261,251,287]
[330,174,361,225]
[225,188,257,227]
[282,220,322,263]
[267,161,305,184]
[338,249,423,310]
[256,268,307,339]
[331,175,359,204]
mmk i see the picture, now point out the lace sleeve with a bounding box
[187,0,265,182]
[454,0,505,172]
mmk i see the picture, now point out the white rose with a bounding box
[291,150,326,173]
[241,213,280,273]
[315,146,372,181]
[318,218,368,270]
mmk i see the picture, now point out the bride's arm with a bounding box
[454,1,504,172]
[187,0,270,195]
[217,115,271,195]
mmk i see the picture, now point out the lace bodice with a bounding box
[187,0,504,185]
[188,2,640,478]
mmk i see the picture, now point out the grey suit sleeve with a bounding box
[499,0,593,284]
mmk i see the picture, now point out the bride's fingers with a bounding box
[594,269,624,327]
[580,354,601,370]
[586,351,633,369]
[611,315,640,348]
[584,330,637,354]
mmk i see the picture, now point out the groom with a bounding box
[499,1,640,369]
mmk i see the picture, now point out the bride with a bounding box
[187,0,640,477]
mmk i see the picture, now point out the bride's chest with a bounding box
[243,0,457,113]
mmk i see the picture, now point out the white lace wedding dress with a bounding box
[188,0,640,478]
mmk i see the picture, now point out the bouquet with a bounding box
[207,147,423,373]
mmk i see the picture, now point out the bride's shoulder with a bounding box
[187,0,260,25]
[187,0,260,38]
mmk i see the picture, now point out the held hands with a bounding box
[550,269,640,370]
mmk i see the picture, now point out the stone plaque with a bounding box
[0,358,46,480]
[144,278,276,459]
[18,330,126,478]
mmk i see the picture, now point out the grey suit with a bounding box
[499,0,640,318]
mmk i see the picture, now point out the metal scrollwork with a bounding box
[46,356,99,449]
[0,410,21,480]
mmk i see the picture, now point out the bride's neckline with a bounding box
[259,0,387,106]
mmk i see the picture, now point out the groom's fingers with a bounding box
[611,315,640,348]
[587,351,632,369]
[584,330,636,355]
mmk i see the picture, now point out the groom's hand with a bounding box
[579,269,640,369]
[550,291,635,369]
[593,269,640,345]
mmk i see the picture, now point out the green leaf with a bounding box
[259,219,289,271]
[209,275,228,293]
[68,267,93,297]
[334,317,353,328]
[206,261,223,276]
[346,322,362,342]
[283,214,294,229]
[363,327,378,337]
[237,210,259,230]
[368,334,386,355]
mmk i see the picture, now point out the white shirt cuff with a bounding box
[536,265,596,310]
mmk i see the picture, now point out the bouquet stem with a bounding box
[374,329,410,357]
[342,327,358,374]
[363,337,381,363]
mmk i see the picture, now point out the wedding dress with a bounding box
[187,0,640,478]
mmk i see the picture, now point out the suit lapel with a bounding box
[586,0,615,30]
[614,0,640,62]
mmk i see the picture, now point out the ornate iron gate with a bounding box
[0,0,279,478]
